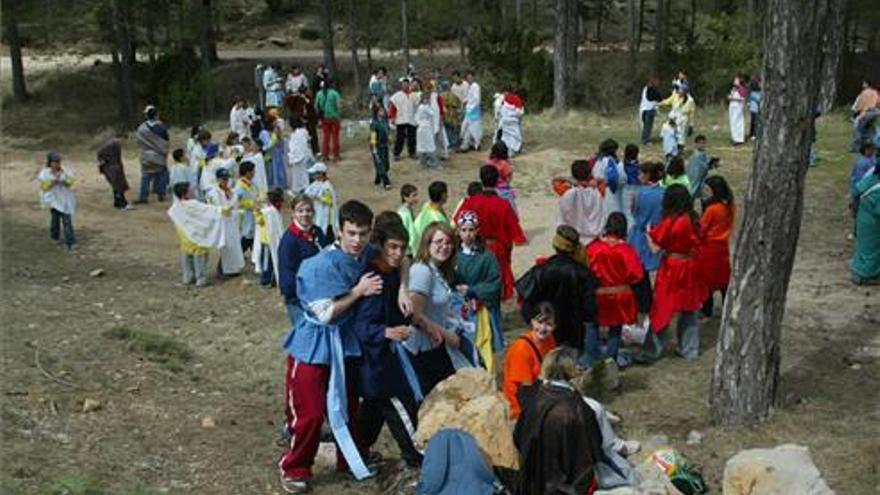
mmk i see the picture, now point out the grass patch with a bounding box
[103,326,193,372]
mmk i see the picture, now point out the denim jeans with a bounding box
[139,169,168,202]
[372,147,390,186]
[641,109,656,144]
[49,208,76,248]
[260,248,275,287]
[637,311,700,362]
[581,323,622,368]
[444,123,459,149]
[181,253,208,286]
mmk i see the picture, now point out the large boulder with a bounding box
[414,368,519,469]
[723,444,834,495]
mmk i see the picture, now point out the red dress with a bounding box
[586,238,643,326]
[695,202,734,292]
[455,191,527,300]
[648,214,706,332]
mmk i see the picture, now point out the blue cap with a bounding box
[46,152,62,164]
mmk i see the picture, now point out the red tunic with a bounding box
[648,214,706,332]
[695,203,734,292]
[455,191,527,300]
[586,238,644,326]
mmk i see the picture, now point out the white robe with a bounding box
[389,90,419,126]
[287,129,313,193]
[229,106,249,138]
[460,82,483,149]
[205,186,245,274]
[38,167,77,216]
[496,99,524,155]
[429,92,449,158]
[728,88,746,144]
[415,103,438,154]
[558,185,605,245]
[252,205,284,282]
[592,156,626,222]
[167,198,227,249]
[304,179,339,238]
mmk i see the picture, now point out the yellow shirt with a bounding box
[176,228,209,255]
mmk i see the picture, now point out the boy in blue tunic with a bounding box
[353,218,424,468]
[278,200,383,493]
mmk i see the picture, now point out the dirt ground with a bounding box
[2,97,878,494]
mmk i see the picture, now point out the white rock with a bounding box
[82,398,102,412]
[200,417,217,429]
[686,430,703,445]
[89,268,105,277]
[723,444,834,495]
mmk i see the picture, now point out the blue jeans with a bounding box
[49,208,76,248]
[581,323,622,368]
[285,302,303,329]
[444,123,459,148]
[139,169,168,202]
[637,311,700,362]
[641,109,656,144]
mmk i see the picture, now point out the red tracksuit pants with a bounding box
[277,355,362,481]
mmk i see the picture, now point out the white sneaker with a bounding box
[618,439,641,457]
[280,476,309,494]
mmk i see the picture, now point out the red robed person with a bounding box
[455,165,527,300]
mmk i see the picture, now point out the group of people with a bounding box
[848,79,880,285]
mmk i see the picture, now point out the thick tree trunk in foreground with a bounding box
[710,0,845,427]
[319,0,338,78]
[553,0,579,112]
[4,4,29,101]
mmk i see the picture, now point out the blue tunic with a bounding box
[628,185,664,272]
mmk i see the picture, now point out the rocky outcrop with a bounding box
[723,444,834,495]
[414,368,519,469]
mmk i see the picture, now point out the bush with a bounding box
[299,27,321,41]
[522,49,554,110]
[144,47,216,125]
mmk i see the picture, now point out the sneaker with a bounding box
[121,205,136,211]
[383,184,392,191]
[280,476,309,494]
[276,423,292,447]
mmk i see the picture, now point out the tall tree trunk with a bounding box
[4,3,29,101]
[319,0,338,78]
[689,0,697,45]
[200,0,219,66]
[596,0,604,43]
[818,1,846,112]
[145,2,157,64]
[637,0,646,52]
[709,0,846,427]
[654,0,668,77]
[401,0,410,72]
[515,0,523,27]
[553,0,579,112]
[628,0,639,90]
[347,0,363,107]
[365,0,374,73]
[112,0,137,128]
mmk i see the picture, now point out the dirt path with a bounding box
[1,110,877,494]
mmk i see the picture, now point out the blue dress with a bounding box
[628,184,664,272]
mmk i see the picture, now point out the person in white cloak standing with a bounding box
[459,72,483,152]
[727,76,747,145]
[493,90,525,155]
[241,136,268,198]
[591,139,626,223]
[557,159,606,245]
[252,188,286,287]
[303,161,339,240]
[168,182,229,287]
[427,81,449,160]
[287,117,314,194]
[229,98,251,138]
[38,152,77,250]
[415,92,440,168]
[205,168,245,277]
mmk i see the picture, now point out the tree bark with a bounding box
[654,0,668,76]
[347,0,363,107]
[319,0,338,78]
[401,0,410,72]
[553,0,579,113]
[818,0,846,112]
[112,0,137,128]
[709,0,846,427]
[4,2,29,101]
[199,0,219,66]
[628,0,639,91]
[637,0,646,52]
[365,0,374,73]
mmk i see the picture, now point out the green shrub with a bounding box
[103,326,193,371]
[299,27,321,41]
[144,47,216,125]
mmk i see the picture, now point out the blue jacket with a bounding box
[352,260,411,400]
[277,225,328,305]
